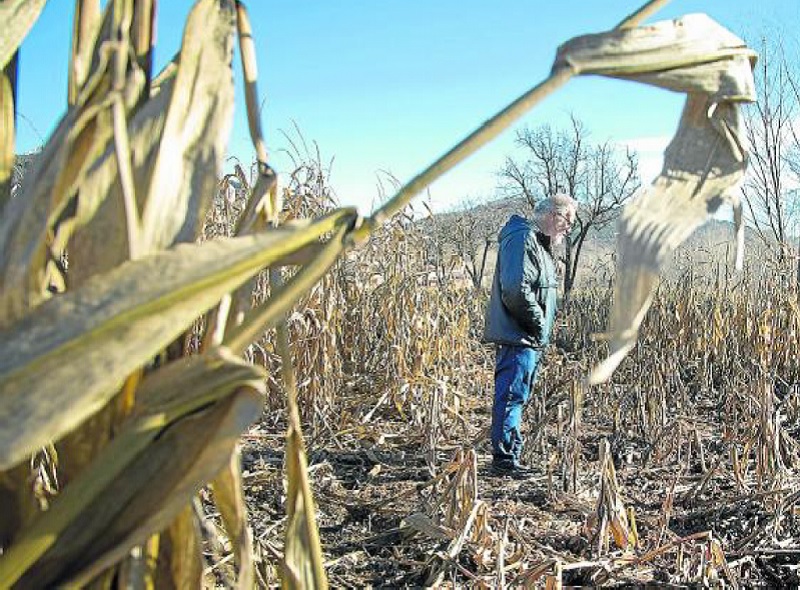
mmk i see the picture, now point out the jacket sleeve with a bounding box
[498,230,545,338]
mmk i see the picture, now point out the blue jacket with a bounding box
[484,215,558,348]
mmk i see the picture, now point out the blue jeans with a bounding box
[491,345,541,462]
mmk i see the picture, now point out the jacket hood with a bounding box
[499,215,532,242]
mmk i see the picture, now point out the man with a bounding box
[484,193,577,476]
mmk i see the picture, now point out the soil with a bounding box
[222,361,800,589]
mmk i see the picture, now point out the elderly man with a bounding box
[484,193,577,477]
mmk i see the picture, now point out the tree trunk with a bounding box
[476,239,491,290]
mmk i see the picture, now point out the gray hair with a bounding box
[533,193,578,218]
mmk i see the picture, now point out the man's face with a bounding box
[541,207,575,245]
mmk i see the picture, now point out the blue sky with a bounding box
[15,1,798,213]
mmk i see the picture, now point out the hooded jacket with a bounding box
[483,215,558,348]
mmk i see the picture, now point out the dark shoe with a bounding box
[490,458,535,479]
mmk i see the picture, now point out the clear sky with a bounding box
[14,1,799,213]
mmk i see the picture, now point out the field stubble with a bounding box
[212,174,800,587]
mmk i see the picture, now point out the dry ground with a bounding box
[223,344,800,588]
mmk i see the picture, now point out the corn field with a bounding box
[209,153,798,587]
[2,0,796,588]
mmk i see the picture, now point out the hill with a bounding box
[416,195,773,290]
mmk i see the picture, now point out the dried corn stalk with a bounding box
[0,1,47,71]
[0,0,352,585]
[587,439,637,554]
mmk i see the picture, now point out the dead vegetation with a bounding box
[202,149,800,587]
[2,0,796,588]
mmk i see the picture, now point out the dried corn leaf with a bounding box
[68,0,236,283]
[594,440,633,552]
[0,108,73,322]
[283,426,328,590]
[0,463,39,550]
[0,353,264,588]
[425,500,484,587]
[61,59,176,285]
[0,0,146,326]
[211,449,254,589]
[0,348,265,587]
[67,0,102,105]
[131,347,266,421]
[554,14,756,99]
[1,57,14,209]
[151,505,204,590]
[139,0,235,246]
[273,270,327,590]
[224,219,351,354]
[0,347,262,583]
[0,210,354,470]
[609,513,631,550]
[555,15,758,385]
[0,0,47,70]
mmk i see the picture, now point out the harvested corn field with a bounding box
[223,218,800,587]
[2,0,799,588]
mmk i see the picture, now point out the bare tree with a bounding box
[741,41,800,261]
[567,142,640,294]
[499,115,640,300]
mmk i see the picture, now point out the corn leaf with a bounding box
[67,0,102,105]
[555,15,758,385]
[141,0,235,248]
[0,209,355,470]
[152,505,204,590]
[0,349,264,587]
[61,60,176,285]
[211,448,254,589]
[554,14,756,99]
[0,0,146,326]
[0,0,47,70]
[68,0,236,284]
[19,388,261,588]
[225,219,351,354]
[0,101,73,323]
[1,55,14,212]
[0,463,38,550]
[129,347,265,428]
[283,426,328,590]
